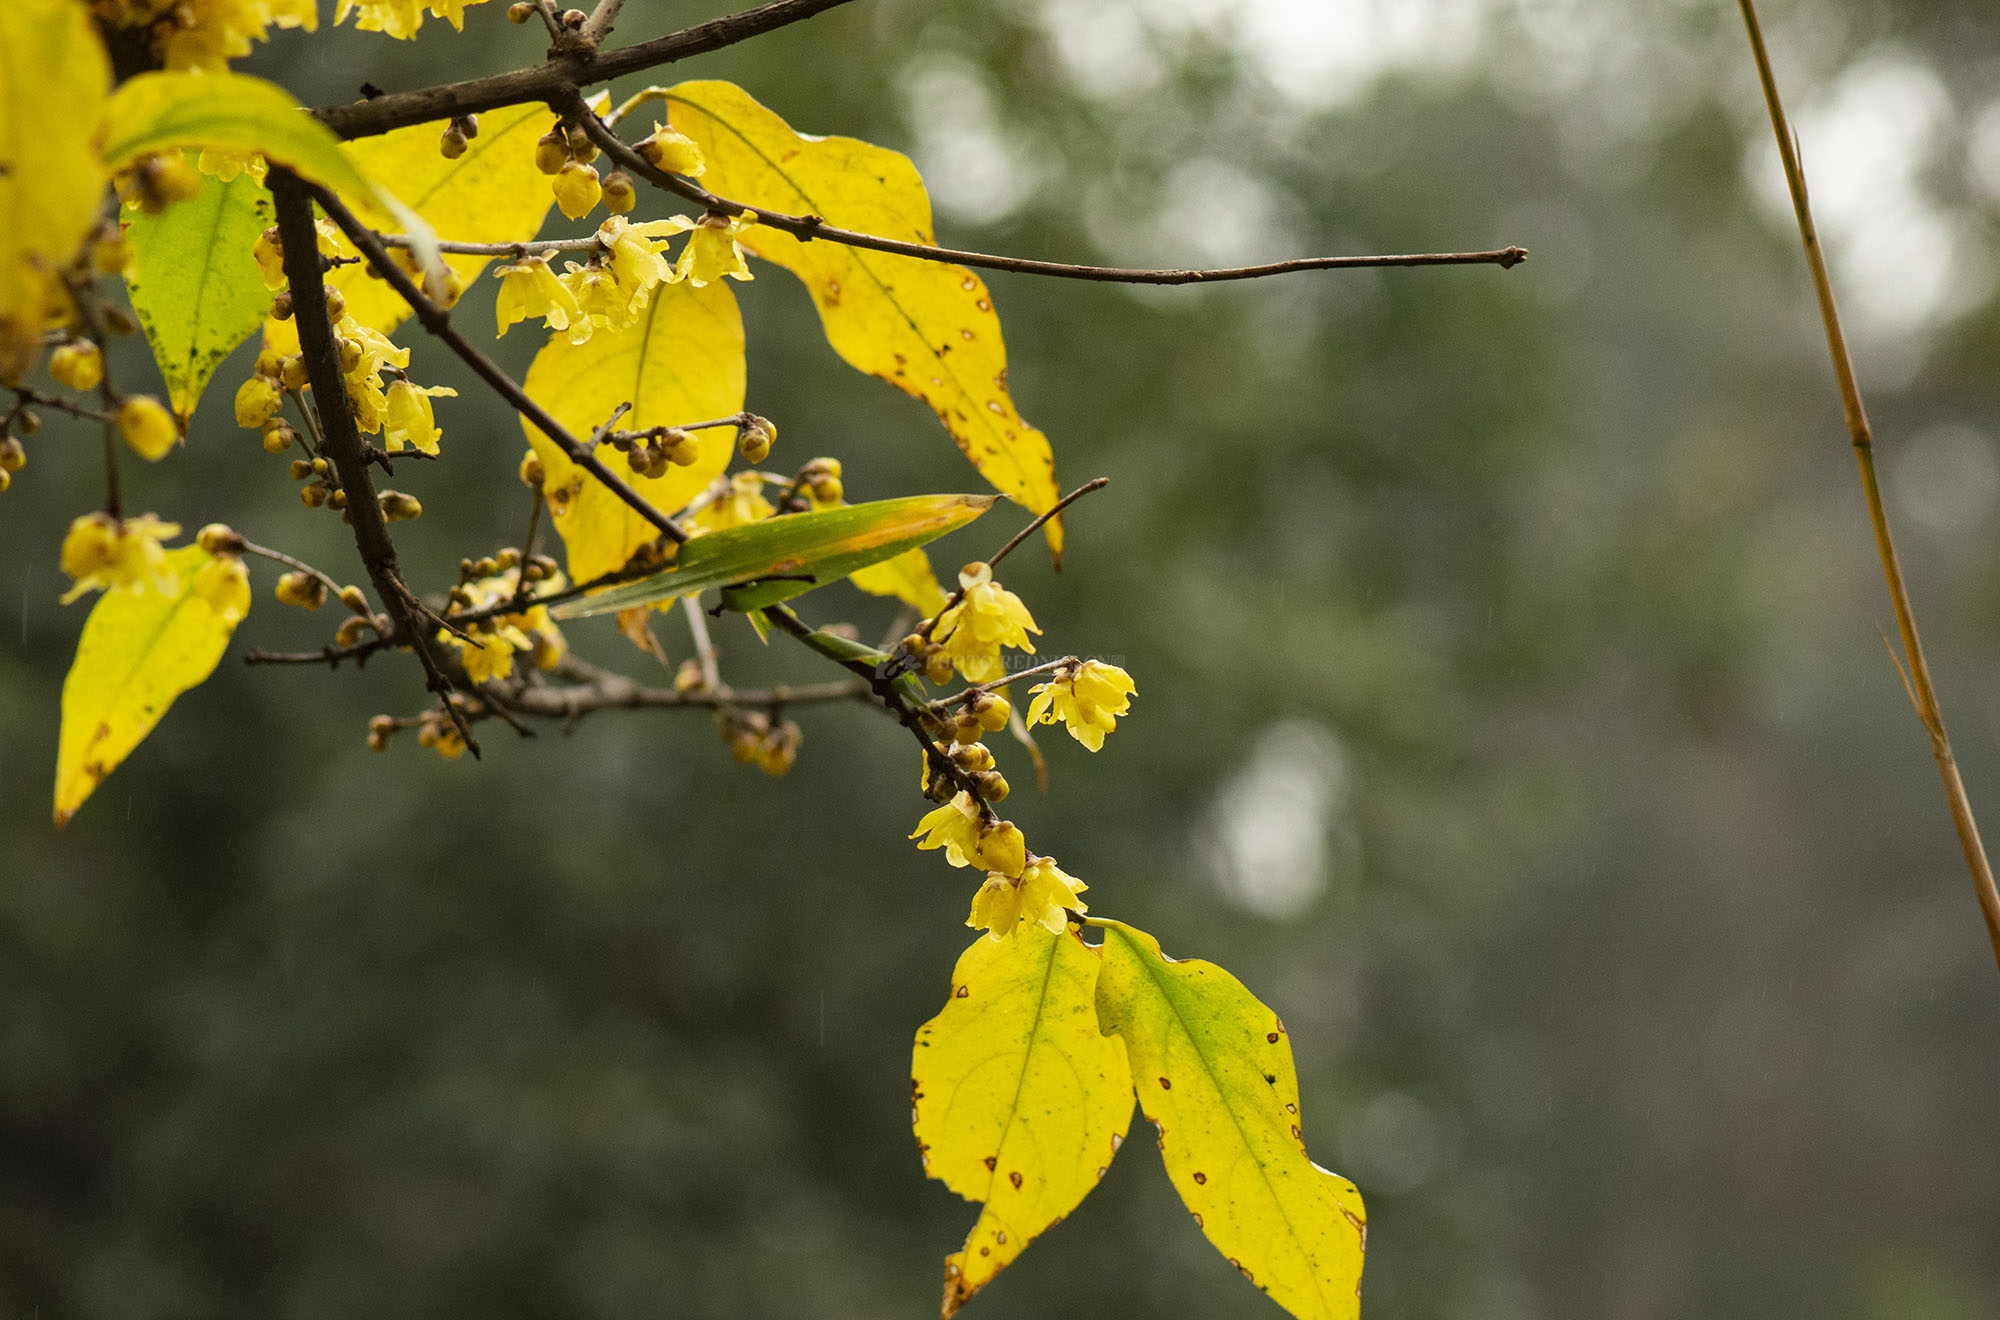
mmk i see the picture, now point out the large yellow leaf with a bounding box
[1094,921,1366,1320]
[55,545,248,827]
[334,102,555,334]
[914,927,1133,1316]
[521,278,745,583]
[663,81,1063,560]
[0,0,110,382]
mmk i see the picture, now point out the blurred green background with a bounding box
[5,0,2000,1316]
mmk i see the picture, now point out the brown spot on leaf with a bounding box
[824,278,841,304]
[995,1230,1007,1244]
[1192,1171,1206,1185]
[1291,1125,1302,1140]
[1096,1166,1106,1180]
[1008,1171,1023,1190]
[985,400,1004,415]
[961,275,976,291]
[976,297,991,312]
[983,1156,997,1171]
[1110,1133,1122,1151]
[1192,1212,1203,1228]
[954,984,969,998]
[1264,1074,1277,1085]
[1158,1077,1171,1089]
[979,1247,990,1257]
[1267,1032,1281,1043]
[959,327,974,341]
[1285,1102,1297,1113]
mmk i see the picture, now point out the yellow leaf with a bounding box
[850,544,947,616]
[1094,921,1366,1320]
[54,545,249,827]
[334,102,556,335]
[663,80,1063,561]
[0,0,110,381]
[521,278,745,583]
[914,926,1133,1316]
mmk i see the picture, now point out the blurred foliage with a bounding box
[5,1,2000,1317]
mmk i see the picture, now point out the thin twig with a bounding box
[309,183,689,545]
[579,0,627,47]
[238,538,359,610]
[573,103,1528,286]
[989,477,1108,570]
[1739,0,2000,971]
[314,0,861,140]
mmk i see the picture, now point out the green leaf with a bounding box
[662,80,1065,562]
[123,169,276,425]
[54,545,248,828]
[551,493,996,619]
[915,927,1134,1316]
[97,71,437,274]
[1094,920,1367,1320]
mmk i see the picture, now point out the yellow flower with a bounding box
[437,566,568,685]
[335,0,424,38]
[690,472,775,533]
[493,255,581,336]
[148,0,318,71]
[382,379,458,454]
[910,792,984,867]
[597,216,682,303]
[668,213,755,288]
[234,374,282,428]
[638,122,705,177]
[118,395,179,461]
[1025,659,1136,752]
[552,162,602,221]
[194,553,251,624]
[59,512,182,604]
[933,561,1039,683]
[968,856,1088,941]
[559,260,640,342]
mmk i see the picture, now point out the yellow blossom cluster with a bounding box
[58,512,181,604]
[334,0,490,41]
[1026,659,1137,752]
[494,215,754,346]
[435,566,567,685]
[99,0,316,71]
[930,561,1039,683]
[689,472,776,534]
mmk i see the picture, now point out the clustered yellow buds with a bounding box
[48,341,103,391]
[416,708,468,760]
[737,414,776,464]
[800,457,842,507]
[721,711,804,776]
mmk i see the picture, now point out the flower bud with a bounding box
[738,416,773,464]
[339,585,368,613]
[518,449,544,487]
[272,289,294,320]
[334,616,373,648]
[262,419,297,454]
[972,769,1010,803]
[379,491,423,522]
[552,161,602,221]
[637,124,705,177]
[235,374,283,429]
[534,129,569,175]
[279,355,308,391]
[118,395,178,461]
[300,481,329,507]
[601,169,636,213]
[321,286,346,322]
[195,523,244,555]
[506,1,533,20]
[439,124,468,159]
[563,121,598,163]
[275,571,328,609]
[289,458,314,480]
[976,691,1012,732]
[0,436,25,474]
[49,340,103,391]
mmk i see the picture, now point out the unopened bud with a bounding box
[339,585,368,613]
[518,449,544,487]
[439,124,469,159]
[601,170,636,213]
[0,436,24,474]
[196,523,244,555]
[275,571,328,609]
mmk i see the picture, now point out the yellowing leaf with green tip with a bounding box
[522,278,744,585]
[55,546,249,827]
[554,493,994,618]
[98,71,437,274]
[333,102,556,334]
[1094,920,1366,1320]
[0,0,110,382]
[663,80,1063,561]
[914,927,1133,1317]
[123,169,277,425]
[850,544,948,616]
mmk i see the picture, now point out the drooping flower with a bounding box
[1025,659,1136,752]
[637,122,706,177]
[968,856,1088,940]
[234,373,283,428]
[193,553,251,624]
[493,254,581,336]
[435,565,568,685]
[59,512,182,603]
[656,212,755,288]
[382,379,458,454]
[552,161,602,221]
[932,561,1039,683]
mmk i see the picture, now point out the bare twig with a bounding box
[579,0,628,48]
[309,183,689,545]
[494,654,869,720]
[1739,0,2000,970]
[314,0,861,140]
[238,538,357,609]
[573,103,1528,286]
[269,167,480,753]
[989,477,1108,570]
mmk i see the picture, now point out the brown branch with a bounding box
[308,183,689,544]
[572,102,1528,285]
[269,167,480,754]
[314,0,861,140]
[1739,0,2000,971]
[491,654,870,720]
